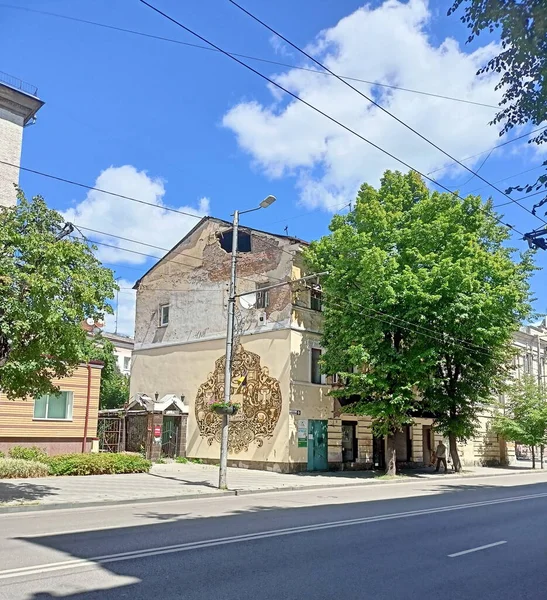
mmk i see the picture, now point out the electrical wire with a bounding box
[0,159,206,220]
[138,0,524,237]
[227,0,545,229]
[426,126,547,177]
[0,2,500,110]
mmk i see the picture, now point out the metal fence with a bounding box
[0,71,38,96]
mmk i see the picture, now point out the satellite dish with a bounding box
[239,292,257,310]
[86,317,95,326]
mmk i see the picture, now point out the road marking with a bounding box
[1,491,546,581]
[449,540,507,558]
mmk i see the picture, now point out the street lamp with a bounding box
[218,195,277,489]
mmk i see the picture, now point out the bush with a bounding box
[0,458,49,479]
[8,446,48,463]
[0,451,4,459]
[46,453,152,476]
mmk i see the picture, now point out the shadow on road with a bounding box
[11,479,547,599]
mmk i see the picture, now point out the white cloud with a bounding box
[223,0,505,211]
[104,279,136,337]
[63,165,209,265]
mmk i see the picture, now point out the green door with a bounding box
[307,420,328,471]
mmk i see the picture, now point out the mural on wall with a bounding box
[195,345,282,453]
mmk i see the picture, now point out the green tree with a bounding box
[449,1,547,208]
[86,336,130,410]
[493,375,547,469]
[306,170,534,474]
[0,191,117,399]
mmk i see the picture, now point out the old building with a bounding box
[102,332,134,376]
[0,73,44,208]
[130,217,445,471]
[131,216,538,471]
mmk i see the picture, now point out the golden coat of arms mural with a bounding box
[195,345,282,453]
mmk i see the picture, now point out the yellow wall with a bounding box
[131,330,292,467]
[0,364,102,440]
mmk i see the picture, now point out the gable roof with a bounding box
[133,216,308,289]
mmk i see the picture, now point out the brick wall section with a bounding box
[178,414,188,457]
[0,107,23,208]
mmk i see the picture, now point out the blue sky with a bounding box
[2,0,546,334]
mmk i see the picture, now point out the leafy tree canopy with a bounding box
[0,191,117,399]
[449,0,547,210]
[306,171,534,471]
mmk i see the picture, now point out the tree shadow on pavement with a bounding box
[0,480,58,505]
[12,479,547,600]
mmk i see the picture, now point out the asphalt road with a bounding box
[1,472,547,600]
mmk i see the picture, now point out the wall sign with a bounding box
[297,419,308,448]
[154,425,162,439]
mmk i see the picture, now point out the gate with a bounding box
[126,413,148,453]
[97,417,123,453]
[161,416,180,458]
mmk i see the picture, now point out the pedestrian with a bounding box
[435,440,448,473]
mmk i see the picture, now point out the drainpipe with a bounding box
[81,364,92,453]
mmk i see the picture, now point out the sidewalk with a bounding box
[0,461,541,511]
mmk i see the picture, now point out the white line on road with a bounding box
[0,491,546,581]
[449,541,507,558]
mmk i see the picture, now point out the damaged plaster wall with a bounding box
[134,219,299,349]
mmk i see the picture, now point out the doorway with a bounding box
[422,425,432,466]
[373,434,385,469]
[307,420,328,471]
[342,422,357,463]
[161,416,181,458]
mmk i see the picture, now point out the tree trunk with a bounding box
[385,435,397,476]
[532,446,536,469]
[541,445,544,469]
[448,433,461,473]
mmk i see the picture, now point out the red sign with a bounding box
[154,425,162,438]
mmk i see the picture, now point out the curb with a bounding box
[0,468,543,514]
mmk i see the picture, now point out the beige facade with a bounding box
[0,76,43,208]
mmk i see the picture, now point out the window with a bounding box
[311,348,323,384]
[256,283,270,309]
[123,356,131,371]
[34,391,73,420]
[310,285,322,311]
[159,304,170,327]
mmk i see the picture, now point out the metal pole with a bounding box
[538,334,542,389]
[115,288,119,335]
[219,210,239,489]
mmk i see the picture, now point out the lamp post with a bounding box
[218,195,276,490]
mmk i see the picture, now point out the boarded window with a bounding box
[256,283,269,309]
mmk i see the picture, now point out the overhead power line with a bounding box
[426,125,547,177]
[138,0,524,237]
[0,159,205,220]
[0,2,500,110]
[227,0,546,229]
